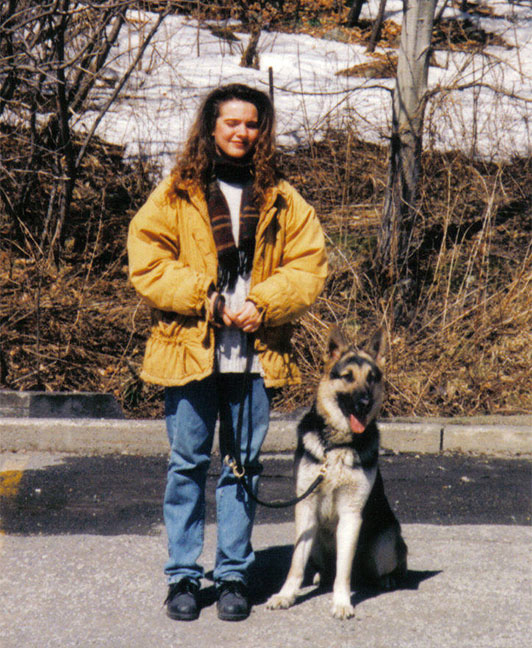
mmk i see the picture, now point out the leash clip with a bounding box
[224,454,246,479]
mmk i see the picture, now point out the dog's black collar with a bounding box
[303,441,378,471]
[323,425,379,469]
[299,408,378,468]
[302,427,362,455]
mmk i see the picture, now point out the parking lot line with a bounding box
[0,455,29,551]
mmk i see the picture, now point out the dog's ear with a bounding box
[367,329,387,369]
[325,326,349,364]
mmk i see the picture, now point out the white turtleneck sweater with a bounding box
[215,179,261,374]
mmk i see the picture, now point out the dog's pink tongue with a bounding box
[349,414,365,434]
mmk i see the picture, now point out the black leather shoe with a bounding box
[165,579,200,621]
[217,581,250,621]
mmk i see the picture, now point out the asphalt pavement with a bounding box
[0,407,531,647]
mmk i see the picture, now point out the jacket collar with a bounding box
[181,181,282,230]
[262,184,279,212]
[260,185,281,225]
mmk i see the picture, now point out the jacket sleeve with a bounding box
[127,182,213,316]
[248,185,327,327]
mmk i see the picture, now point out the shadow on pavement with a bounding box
[0,455,167,535]
[0,454,294,535]
[249,544,441,607]
[1,452,530,535]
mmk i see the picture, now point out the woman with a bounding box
[127,83,327,622]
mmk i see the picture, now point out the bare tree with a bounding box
[376,0,437,296]
[0,0,170,264]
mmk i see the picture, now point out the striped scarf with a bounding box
[207,159,260,291]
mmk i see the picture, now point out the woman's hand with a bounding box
[232,300,263,333]
[209,293,262,332]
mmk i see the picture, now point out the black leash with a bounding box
[221,334,325,509]
[224,454,326,509]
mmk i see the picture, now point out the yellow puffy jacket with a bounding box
[127,176,327,387]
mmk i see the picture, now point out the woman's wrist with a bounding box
[208,290,226,326]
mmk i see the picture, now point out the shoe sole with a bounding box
[217,613,249,621]
[217,608,250,622]
[166,608,199,622]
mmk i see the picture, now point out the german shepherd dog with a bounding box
[267,327,407,619]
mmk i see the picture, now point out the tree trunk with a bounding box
[346,0,366,27]
[367,0,387,53]
[240,20,261,69]
[377,0,437,289]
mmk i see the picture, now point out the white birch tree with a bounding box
[377,0,437,294]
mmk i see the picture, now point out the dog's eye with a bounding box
[340,371,354,383]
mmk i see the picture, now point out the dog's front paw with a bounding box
[331,597,355,620]
[266,593,296,610]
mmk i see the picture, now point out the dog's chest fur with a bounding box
[316,449,376,523]
[296,405,379,526]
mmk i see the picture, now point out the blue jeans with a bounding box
[163,373,271,587]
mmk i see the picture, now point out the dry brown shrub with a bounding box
[275,134,532,417]
[0,133,161,416]
[432,17,510,51]
[336,52,398,78]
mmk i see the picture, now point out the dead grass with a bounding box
[177,1,511,53]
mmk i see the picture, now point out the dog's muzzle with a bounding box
[337,390,374,433]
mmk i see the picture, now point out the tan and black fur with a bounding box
[267,327,407,619]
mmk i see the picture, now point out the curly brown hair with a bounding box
[168,84,279,205]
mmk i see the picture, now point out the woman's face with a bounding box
[212,99,260,159]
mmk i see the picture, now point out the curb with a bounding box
[0,411,530,457]
[0,391,124,419]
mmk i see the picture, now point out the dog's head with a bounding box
[316,327,386,440]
